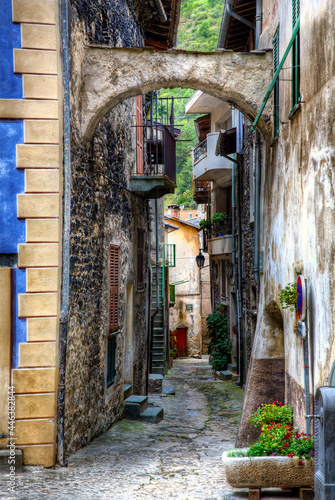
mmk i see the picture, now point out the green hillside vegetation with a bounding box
[177,0,225,52]
[162,0,225,209]
[160,0,224,210]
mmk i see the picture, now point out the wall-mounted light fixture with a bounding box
[196,250,205,269]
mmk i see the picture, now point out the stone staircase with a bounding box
[151,267,166,375]
[124,395,164,424]
[218,363,239,382]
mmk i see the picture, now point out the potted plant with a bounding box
[222,400,315,490]
[211,212,227,225]
[206,306,231,372]
[199,218,212,231]
[278,282,299,331]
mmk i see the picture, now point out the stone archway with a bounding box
[78,47,274,141]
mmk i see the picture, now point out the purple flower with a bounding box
[271,453,277,456]
[310,451,315,456]
[295,436,299,439]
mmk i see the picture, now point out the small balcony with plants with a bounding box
[199,212,233,256]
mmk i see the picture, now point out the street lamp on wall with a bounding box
[196,250,205,269]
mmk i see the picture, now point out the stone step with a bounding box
[124,395,148,420]
[123,384,133,400]
[219,370,232,381]
[151,366,165,375]
[152,356,165,363]
[140,407,164,424]
[152,350,164,356]
[227,363,237,372]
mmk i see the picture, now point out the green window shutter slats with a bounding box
[273,26,280,137]
[292,0,300,29]
[109,244,119,333]
[291,0,300,112]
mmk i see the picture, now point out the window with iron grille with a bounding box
[273,26,280,138]
[290,0,300,116]
[109,244,119,333]
[137,229,145,290]
[107,334,116,387]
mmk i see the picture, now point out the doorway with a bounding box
[176,327,187,358]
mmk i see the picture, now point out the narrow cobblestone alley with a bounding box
[3,358,302,500]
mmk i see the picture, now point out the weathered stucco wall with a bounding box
[247,0,335,433]
[64,0,150,456]
[168,220,203,356]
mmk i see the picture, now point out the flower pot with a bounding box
[222,450,314,489]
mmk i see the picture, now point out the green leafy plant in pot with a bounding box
[206,305,231,372]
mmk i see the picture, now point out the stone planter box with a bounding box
[222,450,314,489]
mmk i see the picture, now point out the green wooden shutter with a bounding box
[109,245,119,333]
[169,284,176,304]
[291,0,300,112]
[292,0,300,29]
[273,26,280,137]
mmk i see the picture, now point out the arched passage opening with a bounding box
[77,47,273,142]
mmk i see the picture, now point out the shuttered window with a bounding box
[136,95,144,174]
[109,245,119,333]
[290,0,300,115]
[137,229,145,290]
[273,26,280,138]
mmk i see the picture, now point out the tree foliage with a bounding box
[161,0,225,209]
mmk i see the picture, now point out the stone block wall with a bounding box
[63,0,151,457]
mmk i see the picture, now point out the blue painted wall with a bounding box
[0,120,25,253]
[11,268,26,369]
[0,0,22,98]
[0,1,27,362]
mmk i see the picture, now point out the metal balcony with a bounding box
[193,180,210,204]
[192,132,232,186]
[130,124,177,199]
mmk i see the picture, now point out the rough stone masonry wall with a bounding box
[240,122,260,370]
[64,0,150,457]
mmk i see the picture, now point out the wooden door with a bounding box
[176,327,187,357]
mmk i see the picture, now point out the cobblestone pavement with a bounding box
[2,358,301,500]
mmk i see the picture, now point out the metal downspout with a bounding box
[236,156,244,385]
[154,0,167,23]
[255,0,262,49]
[303,279,311,434]
[57,0,71,467]
[253,131,261,286]
[231,163,239,375]
[223,153,244,385]
[253,1,262,286]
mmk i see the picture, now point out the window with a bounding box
[107,334,116,387]
[273,26,280,138]
[290,0,300,117]
[169,284,176,304]
[137,229,145,291]
[109,244,119,333]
